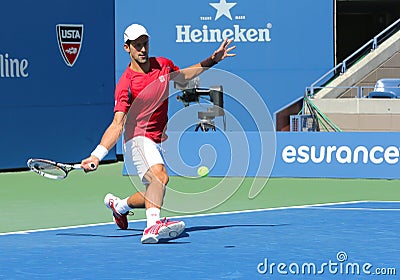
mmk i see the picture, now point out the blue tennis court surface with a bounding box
[1,201,399,279]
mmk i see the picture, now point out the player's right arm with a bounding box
[81,111,127,171]
[173,38,236,85]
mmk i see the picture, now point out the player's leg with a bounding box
[104,193,130,230]
[104,191,145,230]
[129,137,185,243]
[141,166,185,243]
[143,163,168,215]
[127,191,146,208]
[105,136,162,230]
[139,163,170,232]
[103,137,148,230]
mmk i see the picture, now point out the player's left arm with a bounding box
[173,38,236,84]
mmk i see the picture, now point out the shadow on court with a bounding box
[185,223,290,233]
[55,223,289,242]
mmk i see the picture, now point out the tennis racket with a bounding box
[27,158,96,180]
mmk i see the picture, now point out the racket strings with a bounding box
[33,162,67,177]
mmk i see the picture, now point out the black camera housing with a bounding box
[176,85,225,132]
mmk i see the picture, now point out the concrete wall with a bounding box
[312,99,400,131]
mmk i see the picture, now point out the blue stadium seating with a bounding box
[368,78,400,98]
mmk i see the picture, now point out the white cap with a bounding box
[123,24,149,43]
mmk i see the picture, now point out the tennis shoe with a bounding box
[104,193,128,230]
[141,218,186,244]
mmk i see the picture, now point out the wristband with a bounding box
[91,145,108,161]
[200,56,218,68]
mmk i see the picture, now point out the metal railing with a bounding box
[306,18,400,97]
[306,86,375,98]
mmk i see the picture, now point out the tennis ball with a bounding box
[197,166,209,177]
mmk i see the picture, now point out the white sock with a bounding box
[146,207,160,228]
[115,198,132,214]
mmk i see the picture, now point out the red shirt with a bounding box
[114,57,179,143]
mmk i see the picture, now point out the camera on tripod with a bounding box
[175,78,225,132]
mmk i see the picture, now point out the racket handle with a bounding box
[74,163,96,170]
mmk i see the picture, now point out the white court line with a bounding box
[1,200,399,236]
[0,222,118,236]
[306,200,400,211]
[306,207,400,211]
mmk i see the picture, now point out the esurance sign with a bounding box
[282,145,400,165]
[273,133,400,179]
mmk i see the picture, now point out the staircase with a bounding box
[305,18,400,132]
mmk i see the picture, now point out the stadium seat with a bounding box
[368,78,400,98]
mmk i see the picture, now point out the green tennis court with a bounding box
[1,162,399,233]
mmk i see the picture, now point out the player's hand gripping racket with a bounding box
[27,158,96,180]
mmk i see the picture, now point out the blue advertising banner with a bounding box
[114,0,334,158]
[0,0,116,169]
[124,131,400,180]
[273,132,400,179]
[115,0,334,115]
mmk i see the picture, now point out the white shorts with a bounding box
[124,136,165,185]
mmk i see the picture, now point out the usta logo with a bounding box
[60,30,81,39]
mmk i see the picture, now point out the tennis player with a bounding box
[81,23,235,244]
